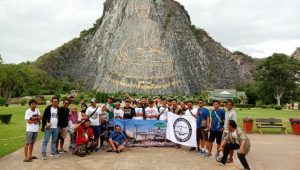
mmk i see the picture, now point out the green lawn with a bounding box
[0,105,300,158]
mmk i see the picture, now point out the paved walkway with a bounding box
[0,134,299,170]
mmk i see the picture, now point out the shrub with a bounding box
[235,104,254,109]
[20,98,27,106]
[274,106,282,110]
[0,97,6,106]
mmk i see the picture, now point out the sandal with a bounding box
[30,156,38,159]
[23,159,33,162]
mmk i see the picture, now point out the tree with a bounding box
[0,64,31,105]
[255,53,300,106]
[0,54,3,64]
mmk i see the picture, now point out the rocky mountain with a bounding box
[36,0,256,95]
[292,47,300,59]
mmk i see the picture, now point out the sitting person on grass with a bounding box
[107,125,129,153]
[73,119,95,157]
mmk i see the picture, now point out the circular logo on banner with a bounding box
[173,118,192,142]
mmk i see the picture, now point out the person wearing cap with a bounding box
[113,102,124,119]
[134,100,145,120]
[196,99,210,155]
[123,100,136,119]
[86,98,101,152]
[145,100,159,120]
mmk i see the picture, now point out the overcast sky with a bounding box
[0,0,299,64]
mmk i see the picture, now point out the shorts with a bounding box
[26,132,38,144]
[209,130,223,145]
[197,128,208,141]
[92,125,100,139]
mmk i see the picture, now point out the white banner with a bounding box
[166,112,197,147]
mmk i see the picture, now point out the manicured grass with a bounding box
[0,105,300,157]
[236,108,300,134]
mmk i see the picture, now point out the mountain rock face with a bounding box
[292,47,300,60]
[36,0,255,94]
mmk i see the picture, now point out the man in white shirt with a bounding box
[222,100,238,163]
[158,99,170,121]
[41,97,61,160]
[113,102,124,119]
[145,100,159,120]
[134,101,144,120]
[185,101,197,151]
[24,99,41,162]
[86,98,101,152]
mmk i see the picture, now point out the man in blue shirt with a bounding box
[196,99,210,155]
[203,100,225,158]
[108,125,128,153]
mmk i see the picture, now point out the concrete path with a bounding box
[0,134,299,170]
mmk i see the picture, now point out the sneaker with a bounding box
[58,149,68,153]
[202,152,212,158]
[198,150,205,155]
[216,158,225,165]
[42,156,47,160]
[50,154,60,158]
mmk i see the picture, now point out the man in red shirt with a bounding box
[74,120,94,156]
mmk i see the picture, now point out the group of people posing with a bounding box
[23,95,251,170]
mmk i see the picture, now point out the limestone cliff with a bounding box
[36,0,256,94]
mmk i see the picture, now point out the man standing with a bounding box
[134,101,144,120]
[57,99,70,153]
[184,101,197,151]
[158,99,170,121]
[145,100,159,120]
[108,125,129,153]
[86,98,101,152]
[203,100,225,158]
[41,97,61,160]
[105,97,115,119]
[113,102,124,119]
[123,100,136,119]
[217,120,251,170]
[223,100,237,163]
[196,99,210,154]
[170,99,183,115]
[24,99,41,162]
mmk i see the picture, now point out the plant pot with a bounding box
[290,118,300,135]
[243,122,253,134]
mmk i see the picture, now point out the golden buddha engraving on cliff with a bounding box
[106,0,180,89]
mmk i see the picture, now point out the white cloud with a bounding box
[0,0,299,63]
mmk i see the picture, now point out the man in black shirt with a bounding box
[57,100,70,153]
[123,100,136,119]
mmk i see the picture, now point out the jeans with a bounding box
[42,128,59,156]
[221,143,250,169]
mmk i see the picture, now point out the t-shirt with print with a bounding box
[106,103,115,119]
[210,109,226,132]
[86,106,101,126]
[25,108,41,132]
[196,107,210,128]
[113,108,124,118]
[158,106,170,121]
[123,106,136,119]
[145,107,159,120]
[50,107,58,128]
[134,107,144,120]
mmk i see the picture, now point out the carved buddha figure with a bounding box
[108,0,175,81]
